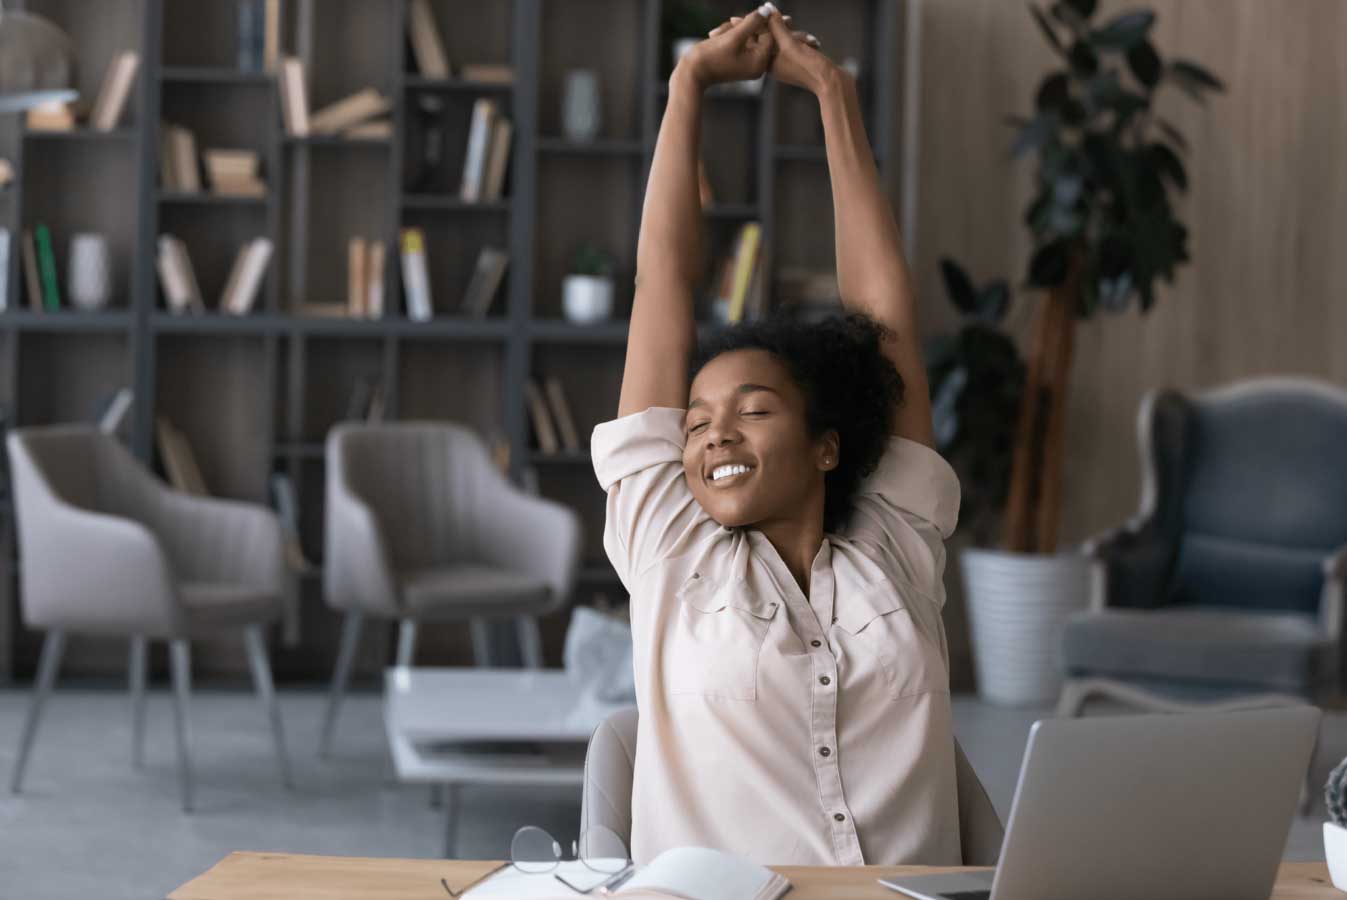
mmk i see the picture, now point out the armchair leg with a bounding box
[10,629,65,794]
[244,624,293,790]
[516,616,543,669]
[129,635,148,769]
[320,610,364,758]
[1056,679,1092,718]
[469,618,492,667]
[169,639,194,813]
[396,619,418,668]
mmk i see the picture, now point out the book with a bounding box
[269,472,313,574]
[524,378,559,454]
[96,387,134,435]
[310,88,391,135]
[263,0,281,72]
[460,98,497,202]
[407,0,451,79]
[399,228,433,321]
[366,241,386,319]
[726,222,762,323]
[33,224,60,312]
[343,119,393,140]
[481,117,513,201]
[543,375,581,452]
[25,100,74,131]
[155,235,205,314]
[161,124,201,193]
[236,0,264,70]
[462,847,791,900]
[347,237,368,317]
[21,229,41,311]
[88,51,140,132]
[461,247,508,317]
[204,148,259,176]
[156,417,208,495]
[278,57,310,136]
[220,238,273,315]
[460,63,514,85]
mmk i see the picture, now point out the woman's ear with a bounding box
[818,430,840,471]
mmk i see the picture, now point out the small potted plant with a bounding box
[562,242,615,324]
[1324,756,1347,888]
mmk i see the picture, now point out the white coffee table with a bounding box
[383,666,633,856]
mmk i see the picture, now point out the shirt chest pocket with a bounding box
[666,573,778,701]
[834,582,948,701]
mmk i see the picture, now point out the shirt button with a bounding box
[810,640,822,648]
[834,813,846,822]
[691,572,699,579]
[819,746,831,757]
[819,676,831,686]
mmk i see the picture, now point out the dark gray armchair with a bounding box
[1058,378,1347,717]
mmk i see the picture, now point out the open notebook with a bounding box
[464,846,791,900]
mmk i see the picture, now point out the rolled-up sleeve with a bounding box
[592,406,715,587]
[843,436,962,606]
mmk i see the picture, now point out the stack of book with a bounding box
[405,0,514,85]
[310,87,392,140]
[155,235,206,314]
[346,238,387,319]
[235,0,282,72]
[204,149,265,197]
[25,100,75,132]
[160,123,201,192]
[525,375,582,455]
[460,98,513,202]
[709,222,766,324]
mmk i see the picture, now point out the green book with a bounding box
[33,224,60,312]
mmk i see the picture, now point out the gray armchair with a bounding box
[6,426,292,812]
[580,708,1005,866]
[1059,378,1347,717]
[320,422,581,755]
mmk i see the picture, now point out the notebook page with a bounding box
[464,860,618,898]
[618,847,778,900]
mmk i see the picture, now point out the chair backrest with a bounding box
[328,421,505,572]
[1149,379,1347,614]
[579,707,1005,866]
[8,426,155,521]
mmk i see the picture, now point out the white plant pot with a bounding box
[960,547,1090,707]
[562,274,614,324]
[1326,822,1347,890]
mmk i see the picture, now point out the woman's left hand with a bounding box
[709,7,831,94]
[679,7,775,90]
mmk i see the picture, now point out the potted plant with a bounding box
[562,242,616,324]
[1325,756,1347,888]
[946,0,1224,705]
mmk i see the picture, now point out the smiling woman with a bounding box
[590,2,964,870]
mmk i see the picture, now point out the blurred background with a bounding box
[0,1,1344,897]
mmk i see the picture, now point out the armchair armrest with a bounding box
[324,456,399,617]
[1319,544,1347,649]
[1079,512,1177,611]
[477,482,582,614]
[148,488,286,595]
[18,498,180,636]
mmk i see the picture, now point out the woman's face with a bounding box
[683,349,837,528]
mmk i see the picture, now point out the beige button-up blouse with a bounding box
[591,406,963,867]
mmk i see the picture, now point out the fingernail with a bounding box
[807,33,820,44]
[757,4,771,18]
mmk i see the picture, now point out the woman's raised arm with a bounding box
[766,11,935,447]
[618,10,774,418]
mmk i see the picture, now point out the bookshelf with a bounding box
[0,0,901,683]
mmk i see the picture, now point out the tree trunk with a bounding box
[1001,273,1079,554]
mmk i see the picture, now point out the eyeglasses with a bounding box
[441,825,633,896]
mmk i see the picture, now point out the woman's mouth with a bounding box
[709,464,755,487]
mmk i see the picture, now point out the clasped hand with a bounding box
[680,3,835,96]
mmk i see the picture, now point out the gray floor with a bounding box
[0,684,1334,899]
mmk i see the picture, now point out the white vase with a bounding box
[67,232,112,311]
[562,274,613,324]
[960,547,1090,706]
[561,69,602,143]
[1327,822,1347,889]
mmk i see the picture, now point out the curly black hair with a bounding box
[689,310,905,533]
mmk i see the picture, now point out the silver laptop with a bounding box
[882,706,1320,900]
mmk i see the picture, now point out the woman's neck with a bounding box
[754,515,826,597]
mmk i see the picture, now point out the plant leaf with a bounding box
[1062,0,1097,19]
[1169,59,1225,92]
[977,280,1012,323]
[1155,117,1189,153]
[1027,239,1073,287]
[1126,39,1162,89]
[1149,142,1187,191]
[1067,40,1099,76]
[1028,3,1067,56]
[939,258,980,316]
[1035,72,1071,113]
[1091,9,1155,48]
[1009,113,1058,158]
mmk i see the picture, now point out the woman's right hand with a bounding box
[762,7,836,96]
[677,6,774,91]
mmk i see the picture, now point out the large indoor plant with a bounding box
[946,0,1224,704]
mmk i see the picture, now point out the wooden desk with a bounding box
[169,852,1336,900]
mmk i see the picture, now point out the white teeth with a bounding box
[712,464,752,481]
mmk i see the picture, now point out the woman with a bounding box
[590,5,962,867]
